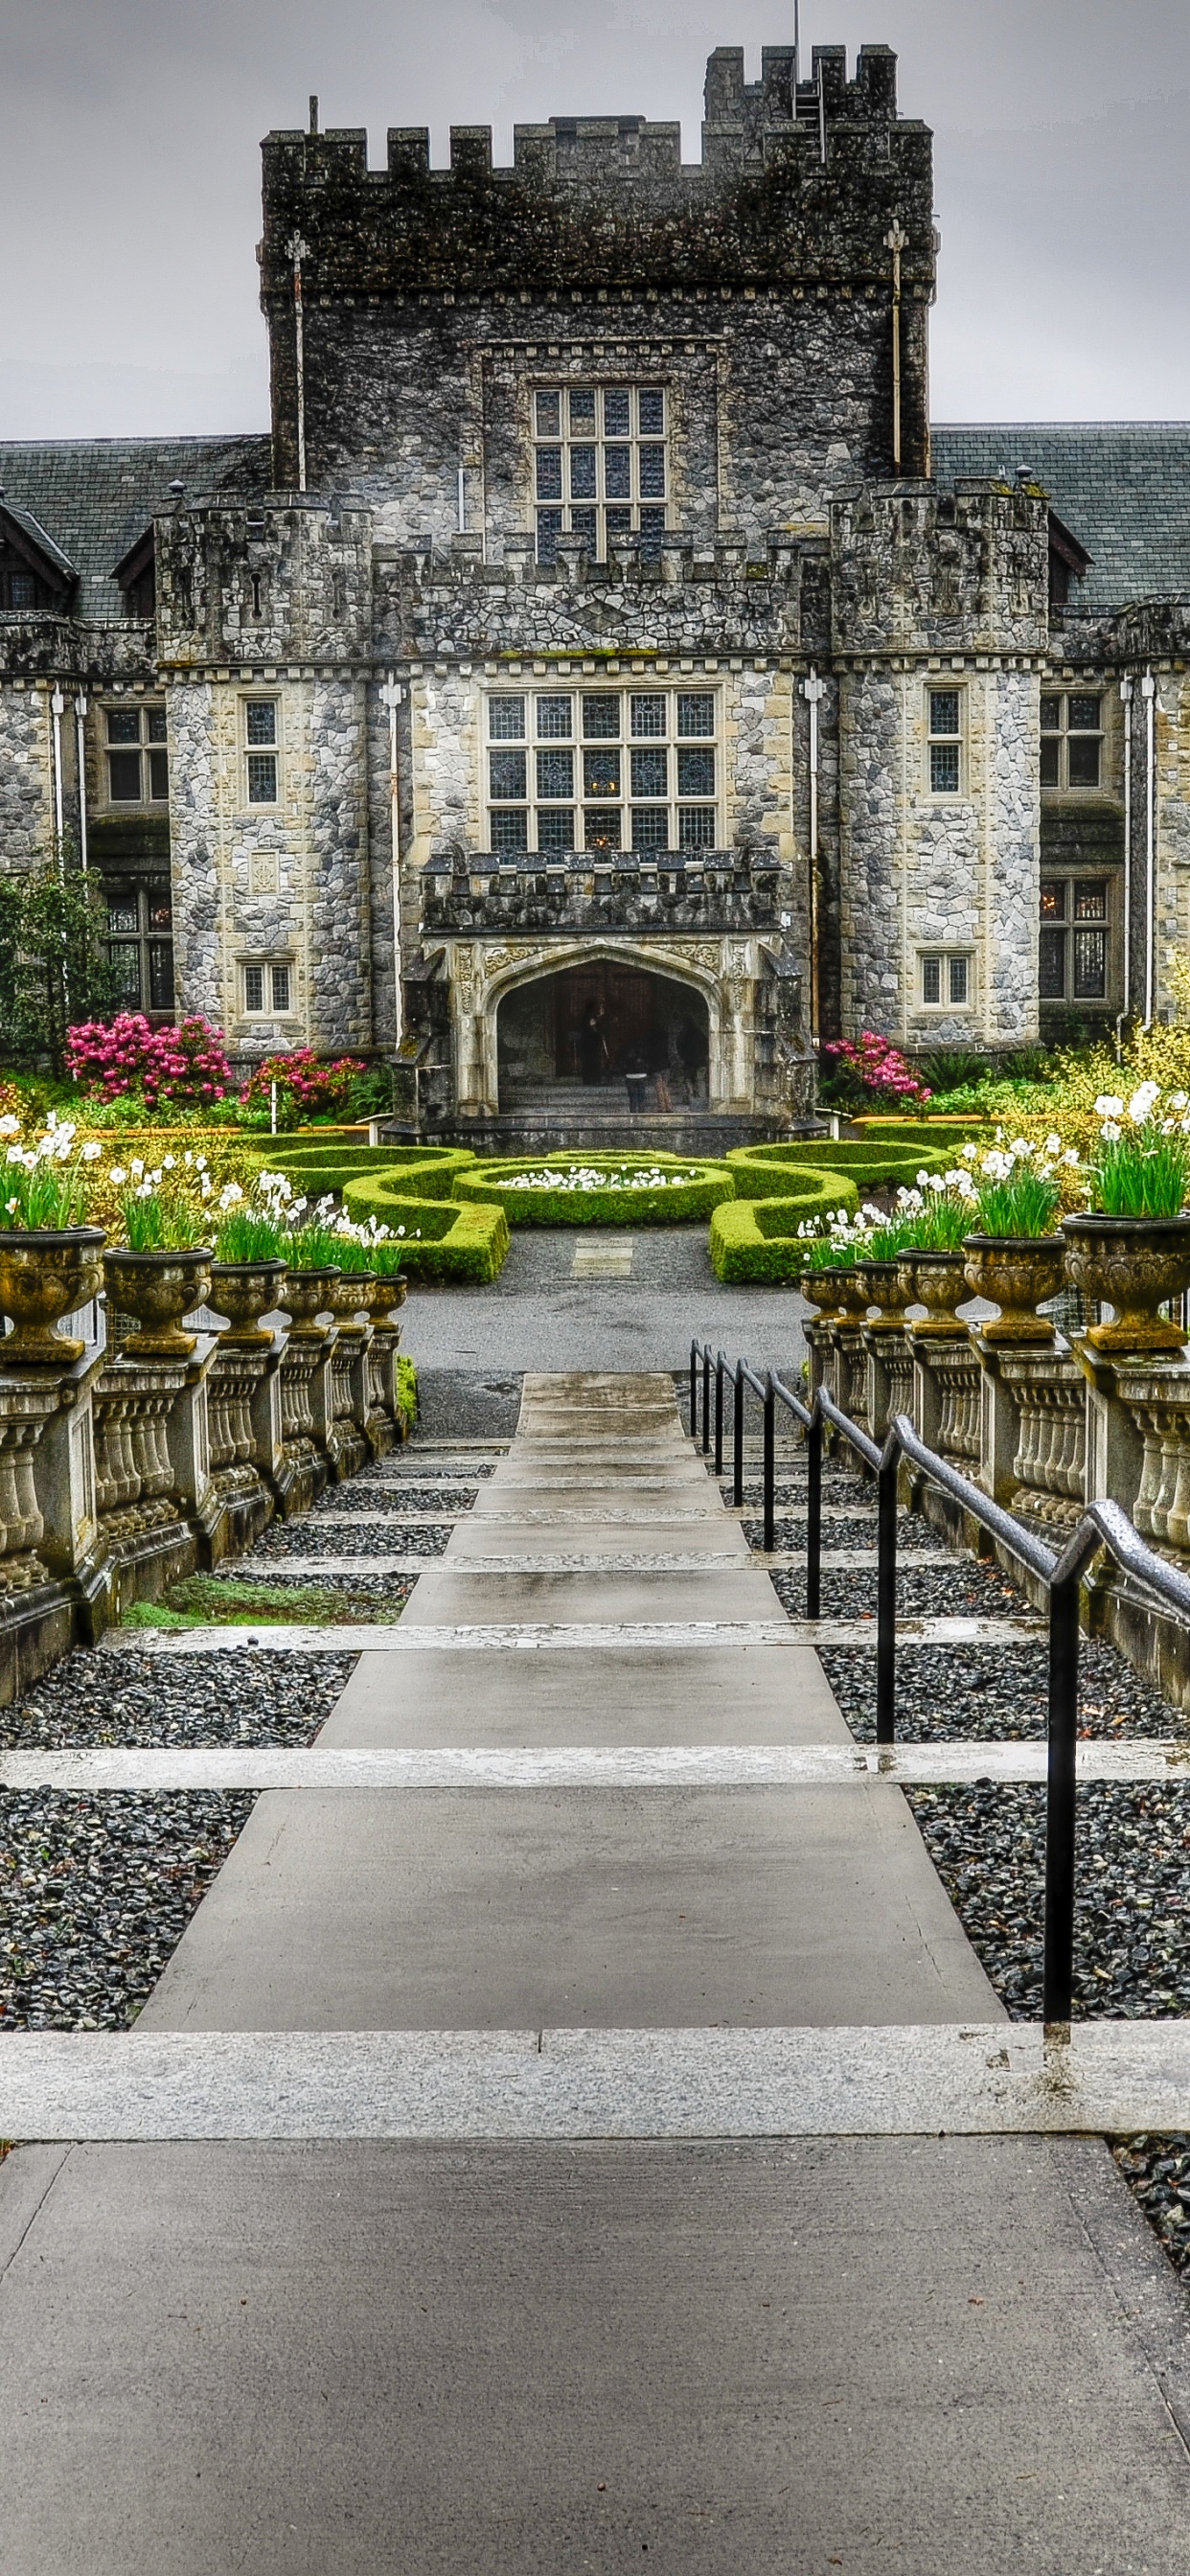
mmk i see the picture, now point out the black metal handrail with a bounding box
[689,1336,1190,2029]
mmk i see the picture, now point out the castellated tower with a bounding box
[10,42,1105,1133]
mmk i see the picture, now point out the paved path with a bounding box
[2,1375,1190,2571]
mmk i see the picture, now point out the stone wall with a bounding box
[0,686,52,870]
[259,46,934,511]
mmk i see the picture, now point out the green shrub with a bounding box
[709,1178,859,1282]
[341,1175,509,1281]
[396,1355,418,1435]
[847,1116,992,1145]
[451,1153,736,1226]
[726,1140,951,1199]
[245,1142,475,1202]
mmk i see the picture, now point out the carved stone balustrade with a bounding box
[825,1322,868,1434]
[206,1337,284,1551]
[276,1333,332,1516]
[973,1336,1087,1527]
[863,1322,915,1446]
[911,1335,981,1472]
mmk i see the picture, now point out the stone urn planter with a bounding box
[901,1249,970,1337]
[961,1234,1066,1346]
[854,1258,912,1325]
[355,1273,407,1323]
[0,1227,106,1364]
[1061,1214,1190,1354]
[326,1272,376,1322]
[103,1246,214,1359]
[799,1265,865,1322]
[278,1266,340,1339]
[209,1258,288,1346]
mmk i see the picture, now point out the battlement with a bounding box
[260,42,932,301]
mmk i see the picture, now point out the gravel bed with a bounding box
[251,1519,451,1560]
[0,1652,355,1749]
[744,1510,915,1555]
[203,1567,415,1604]
[818,1637,1188,1743]
[0,1789,255,2028]
[302,1485,478,1516]
[904,1782,1190,2018]
[768,1556,1024,1624]
[1112,2139,1190,2283]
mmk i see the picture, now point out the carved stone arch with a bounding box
[475,937,729,1112]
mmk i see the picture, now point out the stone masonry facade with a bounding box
[1,40,1189,1127]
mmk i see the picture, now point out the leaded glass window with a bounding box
[534,385,669,564]
[486,687,719,856]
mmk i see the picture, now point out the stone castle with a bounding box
[2,40,1189,1141]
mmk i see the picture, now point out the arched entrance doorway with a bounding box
[496,961,710,1113]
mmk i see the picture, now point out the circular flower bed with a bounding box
[451,1155,735,1226]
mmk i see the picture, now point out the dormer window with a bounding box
[112,528,156,619]
[0,500,76,613]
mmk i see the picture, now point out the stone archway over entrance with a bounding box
[497,960,710,1115]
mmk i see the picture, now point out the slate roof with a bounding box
[0,501,77,586]
[931,425,1190,614]
[0,437,270,621]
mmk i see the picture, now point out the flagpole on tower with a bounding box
[793,0,800,90]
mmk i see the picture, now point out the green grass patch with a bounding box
[451,1153,736,1226]
[726,1140,952,1199]
[709,1178,859,1282]
[122,1574,407,1629]
[340,1179,510,1281]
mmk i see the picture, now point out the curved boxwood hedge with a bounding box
[451,1153,736,1226]
[340,1176,509,1281]
[710,1176,859,1283]
[247,1143,476,1202]
[726,1139,952,1199]
[847,1117,991,1146]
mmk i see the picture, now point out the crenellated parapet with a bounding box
[154,494,373,671]
[420,845,788,938]
[376,531,828,663]
[260,47,931,305]
[831,479,1050,658]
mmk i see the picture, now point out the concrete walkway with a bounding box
[2,1374,1190,2571]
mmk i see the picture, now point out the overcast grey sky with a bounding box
[2,0,1188,437]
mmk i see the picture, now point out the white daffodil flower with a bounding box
[1094,1095,1124,1118]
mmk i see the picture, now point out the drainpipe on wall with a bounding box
[885,223,908,475]
[1119,674,1133,1024]
[49,687,65,874]
[380,676,404,1051]
[457,466,467,536]
[801,668,826,1051]
[1141,668,1156,1025]
[288,232,309,494]
[74,691,88,874]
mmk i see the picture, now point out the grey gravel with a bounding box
[250,1519,451,1561]
[0,1653,356,1750]
[904,1781,1190,2020]
[0,1790,255,2029]
[768,1557,1024,1623]
[1112,2137,1190,2284]
[818,1638,1190,1745]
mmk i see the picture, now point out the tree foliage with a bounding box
[0,862,123,1073]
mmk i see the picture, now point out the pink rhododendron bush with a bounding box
[821,1031,932,1111]
[65,1013,231,1107]
[240,1048,371,1119]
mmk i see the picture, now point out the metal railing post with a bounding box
[1043,1572,1080,2031]
[689,1340,698,1443]
[733,1362,744,1508]
[875,1449,898,1743]
[764,1373,776,1552]
[701,1344,712,1455]
[714,1351,724,1478]
[806,1404,823,1621]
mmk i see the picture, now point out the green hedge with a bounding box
[341,1176,509,1281]
[451,1152,736,1226]
[726,1140,952,1199]
[247,1143,476,1202]
[847,1117,991,1147]
[709,1177,859,1283]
